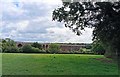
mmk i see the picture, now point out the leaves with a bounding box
[52,2,120,57]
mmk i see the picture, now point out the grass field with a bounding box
[1,53,118,75]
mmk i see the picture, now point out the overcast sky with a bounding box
[0,0,93,43]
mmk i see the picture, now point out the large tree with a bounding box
[91,40,105,55]
[1,38,19,53]
[52,2,120,59]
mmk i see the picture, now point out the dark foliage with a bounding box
[22,44,33,53]
[31,42,42,49]
[1,38,19,53]
[92,40,105,55]
[52,2,120,58]
[48,43,60,54]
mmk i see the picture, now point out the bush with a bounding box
[31,42,42,49]
[79,48,83,53]
[4,46,19,53]
[0,48,2,53]
[40,49,46,53]
[80,48,86,53]
[74,51,79,54]
[22,44,33,53]
[85,44,92,49]
[46,49,50,53]
[19,48,23,53]
[92,44,105,55]
[1,38,19,53]
[48,43,60,54]
[31,47,40,53]
[69,51,75,54]
[79,48,92,54]
[22,44,46,53]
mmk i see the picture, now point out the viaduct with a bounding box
[16,42,90,52]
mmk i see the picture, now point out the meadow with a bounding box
[1,53,118,75]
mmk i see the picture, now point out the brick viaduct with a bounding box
[16,42,88,52]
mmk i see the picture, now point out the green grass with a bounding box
[1,53,118,75]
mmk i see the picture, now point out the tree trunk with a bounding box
[104,46,118,60]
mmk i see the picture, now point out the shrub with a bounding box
[46,49,50,53]
[79,48,83,53]
[40,49,46,53]
[22,44,46,53]
[80,48,86,53]
[69,51,75,54]
[74,51,79,54]
[0,48,2,53]
[48,43,60,54]
[19,48,23,53]
[85,44,92,49]
[4,46,19,53]
[31,42,42,49]
[22,44,33,53]
[1,38,19,53]
[91,40,106,55]
[92,44,105,55]
[79,48,92,54]
[31,47,40,53]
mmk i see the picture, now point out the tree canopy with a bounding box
[1,38,19,53]
[31,42,42,49]
[52,2,120,58]
[91,40,105,55]
[48,43,60,54]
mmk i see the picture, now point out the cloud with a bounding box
[17,20,29,31]
[46,26,93,43]
[1,0,62,5]
[1,0,93,43]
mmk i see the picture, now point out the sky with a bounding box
[0,0,93,43]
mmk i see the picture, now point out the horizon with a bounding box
[14,40,92,44]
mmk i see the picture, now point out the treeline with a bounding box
[0,38,105,55]
[1,38,19,53]
[0,38,60,53]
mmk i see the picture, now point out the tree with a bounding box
[31,42,42,49]
[22,44,45,53]
[0,38,2,52]
[52,2,120,59]
[48,43,60,54]
[4,46,19,53]
[22,44,33,53]
[1,38,19,53]
[91,40,105,55]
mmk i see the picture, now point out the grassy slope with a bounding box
[2,53,118,75]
